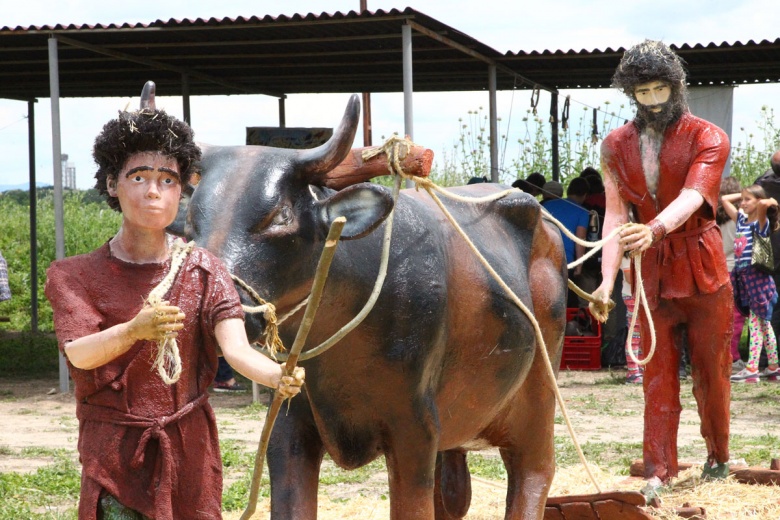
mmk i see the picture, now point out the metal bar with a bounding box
[241,217,346,520]
[278,96,286,128]
[28,99,38,333]
[49,36,68,394]
[488,64,498,183]
[402,23,414,189]
[406,20,557,94]
[361,92,372,146]
[551,92,559,182]
[181,73,191,125]
[54,34,283,98]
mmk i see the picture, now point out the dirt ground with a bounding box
[1,370,779,518]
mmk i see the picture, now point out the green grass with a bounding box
[0,455,80,519]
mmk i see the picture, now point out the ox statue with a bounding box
[176,95,568,519]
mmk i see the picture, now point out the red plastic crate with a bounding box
[560,308,602,370]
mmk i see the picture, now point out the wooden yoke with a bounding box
[322,143,434,190]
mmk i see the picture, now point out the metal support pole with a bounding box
[550,92,560,182]
[402,24,414,188]
[362,92,372,146]
[181,73,191,125]
[278,96,286,128]
[488,65,498,183]
[28,100,38,333]
[49,35,68,393]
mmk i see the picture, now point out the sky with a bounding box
[1,0,779,189]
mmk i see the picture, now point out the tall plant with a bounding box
[730,105,780,187]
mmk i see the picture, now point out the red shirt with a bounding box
[45,243,244,519]
[601,113,731,307]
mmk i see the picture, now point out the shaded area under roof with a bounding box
[2,7,779,101]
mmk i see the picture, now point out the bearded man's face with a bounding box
[633,80,682,132]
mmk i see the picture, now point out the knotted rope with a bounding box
[145,238,195,384]
[541,210,657,366]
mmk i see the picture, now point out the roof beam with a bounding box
[406,20,557,94]
[53,34,284,98]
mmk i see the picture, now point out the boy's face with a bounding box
[108,152,182,232]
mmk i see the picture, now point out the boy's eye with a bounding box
[133,175,143,182]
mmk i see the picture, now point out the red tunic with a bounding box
[45,243,244,519]
[601,112,731,307]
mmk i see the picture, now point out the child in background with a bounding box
[717,177,747,372]
[722,185,780,382]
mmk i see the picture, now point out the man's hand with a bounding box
[128,303,185,342]
[588,285,615,323]
[277,366,305,399]
[620,223,654,254]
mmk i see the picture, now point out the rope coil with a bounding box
[145,238,195,384]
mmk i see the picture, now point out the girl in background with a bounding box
[722,185,780,382]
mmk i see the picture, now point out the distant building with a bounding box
[61,154,76,190]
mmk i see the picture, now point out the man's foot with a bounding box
[759,366,780,381]
[730,367,759,383]
[701,460,729,480]
[626,372,643,384]
[213,379,247,393]
[732,359,746,374]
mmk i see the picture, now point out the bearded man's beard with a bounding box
[635,97,686,133]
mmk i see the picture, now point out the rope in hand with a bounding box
[145,238,195,384]
[541,210,657,366]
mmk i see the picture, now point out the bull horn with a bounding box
[140,81,156,110]
[297,94,360,184]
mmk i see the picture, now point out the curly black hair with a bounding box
[93,108,201,211]
[612,40,687,97]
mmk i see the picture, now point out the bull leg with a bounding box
[384,416,440,520]
[267,392,325,520]
[497,368,557,520]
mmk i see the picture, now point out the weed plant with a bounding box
[0,189,121,332]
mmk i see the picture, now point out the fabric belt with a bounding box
[658,220,716,266]
[76,393,208,520]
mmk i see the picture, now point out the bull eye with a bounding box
[271,205,293,227]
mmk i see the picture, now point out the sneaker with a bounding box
[732,359,746,374]
[213,380,247,393]
[626,372,644,384]
[759,367,780,381]
[730,368,759,383]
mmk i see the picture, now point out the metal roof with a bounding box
[0,7,517,100]
[501,39,780,89]
[1,8,779,100]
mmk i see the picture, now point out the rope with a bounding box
[230,274,285,358]
[228,133,658,492]
[539,209,657,365]
[145,238,195,384]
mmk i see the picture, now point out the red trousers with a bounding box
[638,284,733,482]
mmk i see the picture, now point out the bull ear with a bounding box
[298,94,360,184]
[318,183,394,240]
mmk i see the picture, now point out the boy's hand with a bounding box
[128,303,185,341]
[277,366,305,399]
